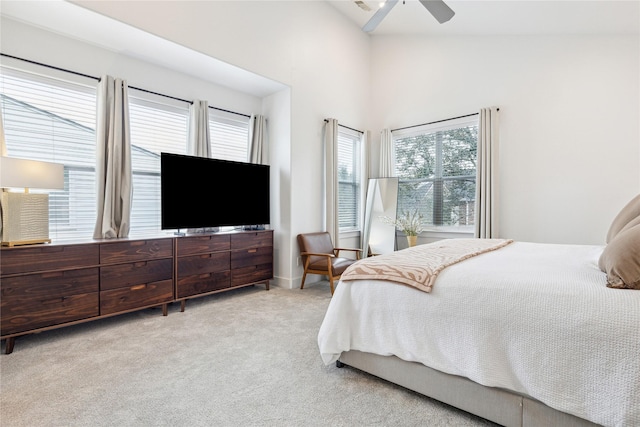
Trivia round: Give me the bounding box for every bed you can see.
[317,210,640,427]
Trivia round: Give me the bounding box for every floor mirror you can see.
[362,177,398,256]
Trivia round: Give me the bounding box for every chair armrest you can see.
[301,251,336,258]
[334,247,362,253]
[334,247,363,259]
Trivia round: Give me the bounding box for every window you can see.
[1,62,253,239]
[337,127,362,231]
[128,91,190,232]
[394,116,478,231]
[126,97,251,233]
[0,66,97,240]
[209,109,250,162]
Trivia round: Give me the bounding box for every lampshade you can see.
[0,156,65,246]
[0,156,64,190]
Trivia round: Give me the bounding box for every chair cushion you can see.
[331,257,357,276]
[309,256,356,276]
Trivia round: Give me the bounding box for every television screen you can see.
[160,153,270,230]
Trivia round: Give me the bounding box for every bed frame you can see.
[337,350,600,427]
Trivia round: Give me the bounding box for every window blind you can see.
[0,66,97,240]
[337,127,362,231]
[209,109,250,162]
[128,91,190,232]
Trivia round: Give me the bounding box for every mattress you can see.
[317,241,640,427]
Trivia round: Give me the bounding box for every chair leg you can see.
[329,276,335,295]
[300,270,308,290]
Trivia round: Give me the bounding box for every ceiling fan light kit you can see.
[361,0,455,33]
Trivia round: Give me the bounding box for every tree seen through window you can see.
[394,121,478,228]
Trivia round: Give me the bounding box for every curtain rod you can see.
[391,111,494,133]
[1,53,251,119]
[324,119,364,134]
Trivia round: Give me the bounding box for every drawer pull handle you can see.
[42,272,65,279]
[43,297,67,305]
[248,249,257,253]
[130,284,146,291]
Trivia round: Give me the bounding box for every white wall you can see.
[369,35,640,245]
[262,88,292,287]
[0,17,263,117]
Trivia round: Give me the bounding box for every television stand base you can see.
[243,225,266,231]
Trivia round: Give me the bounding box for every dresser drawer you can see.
[231,231,272,250]
[1,244,99,276]
[177,271,231,298]
[100,239,173,264]
[231,246,273,269]
[100,259,173,291]
[231,264,272,287]
[1,268,99,300]
[100,279,173,316]
[1,292,99,336]
[178,252,230,277]
[177,234,230,256]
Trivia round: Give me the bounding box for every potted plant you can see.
[382,209,425,247]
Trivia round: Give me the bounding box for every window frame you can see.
[393,115,479,234]
[208,109,251,163]
[336,126,363,233]
[127,89,191,233]
[0,63,98,241]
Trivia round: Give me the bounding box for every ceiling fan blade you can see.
[362,0,399,33]
[418,0,455,24]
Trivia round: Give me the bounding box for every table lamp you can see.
[0,156,64,246]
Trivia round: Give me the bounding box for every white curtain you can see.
[248,114,267,164]
[94,75,132,239]
[187,100,211,158]
[475,107,500,238]
[361,130,370,185]
[324,118,340,246]
[360,130,371,253]
[379,128,395,177]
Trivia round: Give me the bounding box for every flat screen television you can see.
[160,153,270,230]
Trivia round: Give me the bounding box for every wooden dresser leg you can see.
[265,280,270,291]
[5,337,15,355]
[180,300,186,312]
[162,303,168,316]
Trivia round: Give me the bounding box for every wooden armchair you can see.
[297,232,362,295]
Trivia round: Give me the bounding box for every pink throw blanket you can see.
[341,238,513,293]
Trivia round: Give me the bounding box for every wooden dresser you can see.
[99,238,174,316]
[175,230,272,310]
[1,230,273,354]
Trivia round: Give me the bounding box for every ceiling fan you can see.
[360,0,455,33]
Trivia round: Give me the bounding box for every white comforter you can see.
[318,242,640,427]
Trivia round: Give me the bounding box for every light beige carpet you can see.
[0,281,496,427]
